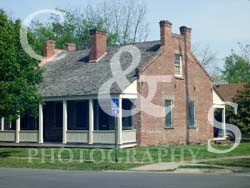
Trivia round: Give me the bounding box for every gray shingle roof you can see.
[38,41,160,98]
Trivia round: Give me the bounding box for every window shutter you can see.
[165,100,172,128]
[189,101,195,127]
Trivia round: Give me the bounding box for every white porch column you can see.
[1,117,4,131]
[15,116,20,143]
[96,103,99,130]
[118,98,123,145]
[222,107,226,138]
[88,99,94,144]
[39,103,44,144]
[63,100,68,144]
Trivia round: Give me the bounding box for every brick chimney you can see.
[44,40,55,58]
[159,20,172,46]
[89,29,107,63]
[65,43,76,51]
[180,26,192,50]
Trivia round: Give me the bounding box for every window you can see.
[55,102,63,128]
[68,101,89,130]
[122,99,133,130]
[93,99,115,130]
[175,54,182,76]
[4,119,15,130]
[21,114,38,130]
[165,100,173,128]
[189,101,196,127]
[75,101,88,129]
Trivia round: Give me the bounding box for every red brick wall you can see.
[44,40,55,58]
[89,29,107,63]
[187,54,214,143]
[136,24,213,146]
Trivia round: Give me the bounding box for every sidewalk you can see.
[129,155,250,173]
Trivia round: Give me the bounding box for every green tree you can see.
[30,0,149,54]
[226,83,250,134]
[222,44,250,83]
[30,10,116,55]
[0,10,43,121]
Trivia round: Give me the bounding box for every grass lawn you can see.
[0,158,139,171]
[200,158,250,168]
[0,143,250,170]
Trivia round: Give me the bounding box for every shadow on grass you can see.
[0,151,21,158]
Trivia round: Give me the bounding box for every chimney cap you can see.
[180,26,192,34]
[89,28,107,35]
[159,20,172,27]
[65,42,76,51]
[45,40,55,44]
[65,42,76,46]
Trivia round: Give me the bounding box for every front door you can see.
[214,108,223,138]
[43,102,63,142]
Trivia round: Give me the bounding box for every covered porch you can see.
[0,97,137,148]
[212,90,226,141]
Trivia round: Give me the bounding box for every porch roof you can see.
[38,41,160,97]
[214,83,245,101]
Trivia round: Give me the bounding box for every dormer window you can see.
[175,54,182,76]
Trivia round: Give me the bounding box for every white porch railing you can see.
[0,131,15,142]
[0,129,137,145]
[122,129,136,143]
[67,130,88,143]
[20,130,38,142]
[92,129,136,144]
[93,130,115,144]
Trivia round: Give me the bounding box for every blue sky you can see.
[1,0,250,66]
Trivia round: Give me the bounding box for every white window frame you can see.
[174,54,183,77]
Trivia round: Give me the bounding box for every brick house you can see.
[0,20,226,147]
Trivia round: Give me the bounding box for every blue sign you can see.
[111,98,119,115]
[112,109,119,115]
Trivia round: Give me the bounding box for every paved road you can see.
[0,168,250,188]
